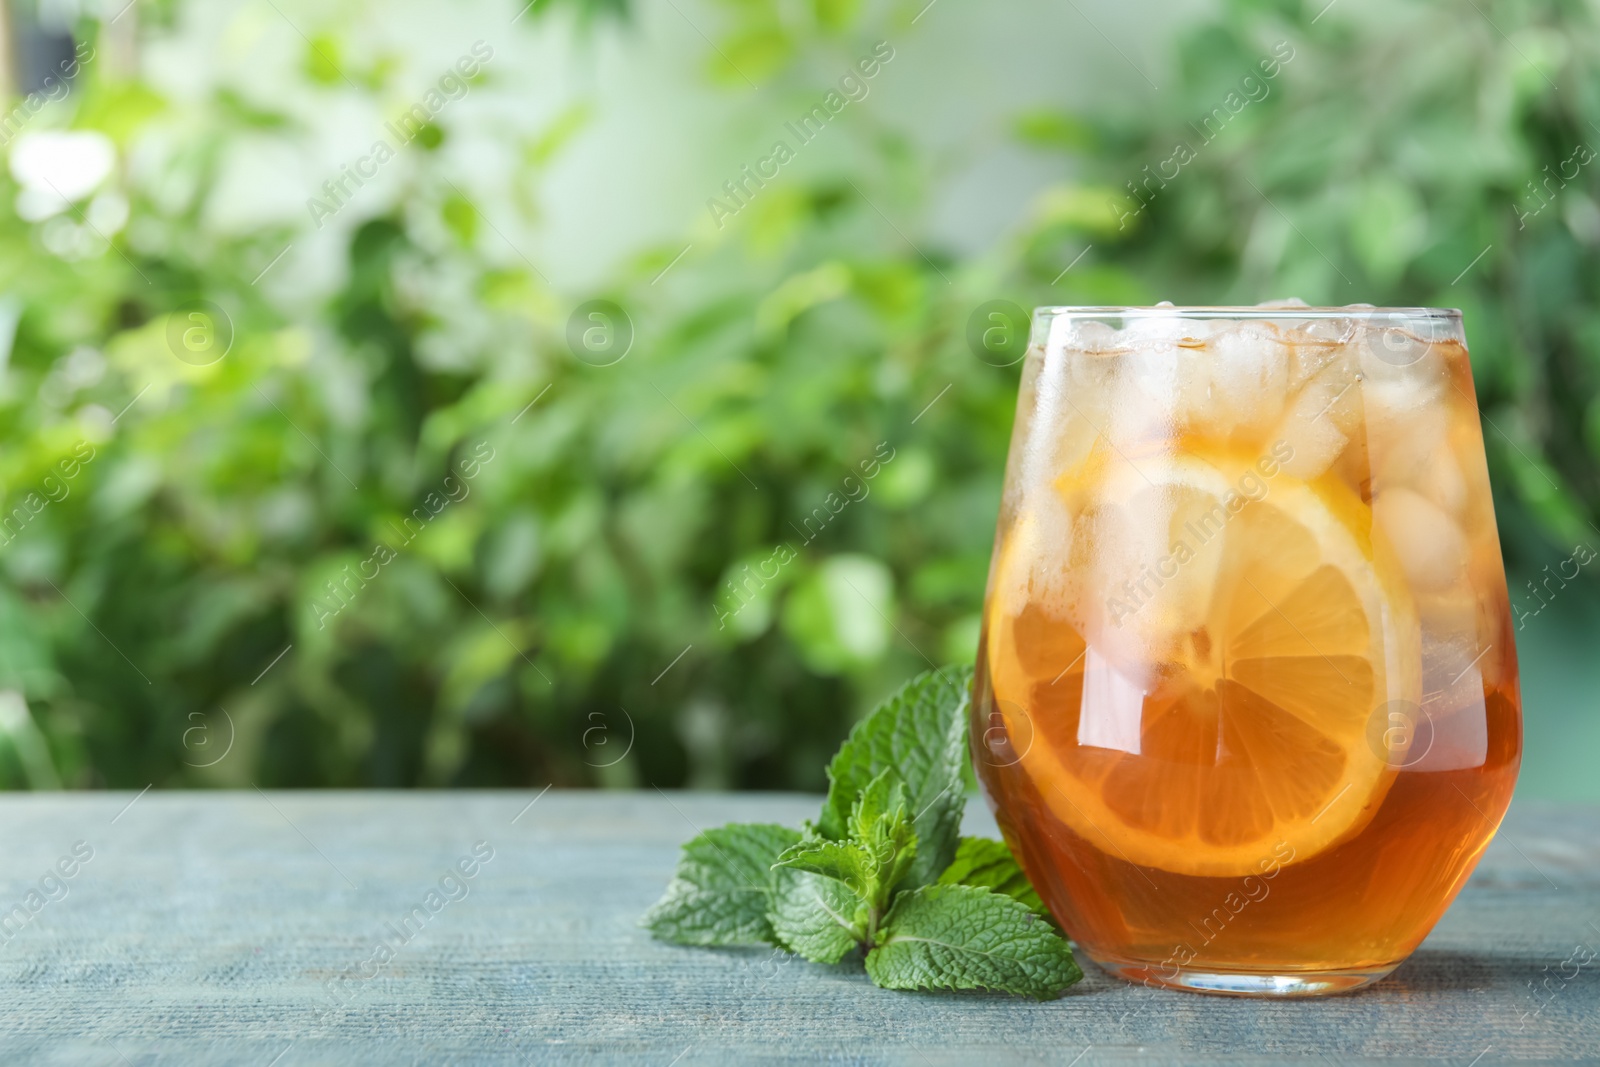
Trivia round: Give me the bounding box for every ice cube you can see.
[1366,381,1451,495]
[1058,330,1178,454]
[1204,321,1291,439]
[1270,365,1355,480]
[994,496,1085,628]
[1363,374,1438,426]
[1373,487,1469,592]
[1122,312,1210,348]
[1069,463,1228,678]
[1285,333,1353,397]
[1109,340,1183,447]
[1295,318,1358,345]
[1049,318,1126,441]
[1407,630,1492,771]
[1024,336,1081,485]
[1057,317,1126,356]
[1354,319,1449,390]
[1415,436,1469,516]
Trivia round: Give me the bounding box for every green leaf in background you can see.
[708,25,792,86]
[938,837,1050,921]
[865,884,1083,1000]
[811,0,860,32]
[0,587,57,699]
[1348,177,1427,285]
[304,33,345,86]
[4,0,1593,805]
[818,666,973,888]
[768,869,866,964]
[1011,109,1097,151]
[780,555,895,676]
[642,823,800,946]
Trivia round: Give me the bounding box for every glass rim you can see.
[1033,305,1461,320]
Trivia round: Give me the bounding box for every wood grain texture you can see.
[0,791,1594,1065]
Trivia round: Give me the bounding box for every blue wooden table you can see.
[0,791,1595,1065]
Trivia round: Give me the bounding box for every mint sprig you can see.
[818,669,969,888]
[641,666,1083,999]
[768,870,864,964]
[639,823,800,946]
[867,884,1082,999]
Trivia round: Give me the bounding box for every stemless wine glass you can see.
[971,305,1522,996]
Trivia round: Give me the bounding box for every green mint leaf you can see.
[865,884,1082,999]
[768,869,867,963]
[818,665,973,888]
[774,836,879,894]
[851,769,917,902]
[849,767,908,841]
[778,769,919,914]
[938,837,1050,920]
[642,823,801,946]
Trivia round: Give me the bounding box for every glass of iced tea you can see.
[972,304,1521,996]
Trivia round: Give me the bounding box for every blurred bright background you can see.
[0,0,1595,798]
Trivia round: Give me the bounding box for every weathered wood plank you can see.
[0,792,1593,1065]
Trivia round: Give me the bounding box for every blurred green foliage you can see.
[1018,0,1600,565]
[0,0,1593,791]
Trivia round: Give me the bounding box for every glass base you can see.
[1091,955,1399,997]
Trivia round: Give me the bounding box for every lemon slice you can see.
[985,452,1420,877]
